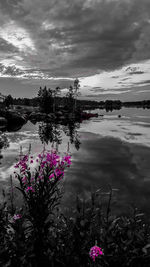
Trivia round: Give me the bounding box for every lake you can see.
[0,107,150,217]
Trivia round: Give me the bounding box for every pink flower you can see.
[55,168,64,177]
[60,160,65,166]
[26,186,35,192]
[63,155,72,166]
[49,173,54,179]
[13,214,22,221]
[14,164,19,168]
[46,153,52,161]
[22,176,27,184]
[14,151,72,190]
[89,246,103,262]
[23,155,28,161]
[41,161,47,168]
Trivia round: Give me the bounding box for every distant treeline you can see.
[12,97,150,110]
[12,96,100,110]
[3,93,150,111]
[99,100,150,111]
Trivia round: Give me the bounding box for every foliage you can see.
[4,94,13,108]
[38,121,81,151]
[38,86,54,113]
[39,122,62,146]
[37,86,61,114]
[0,152,150,267]
[0,132,9,149]
[66,79,80,112]
[53,86,61,113]
[66,85,75,112]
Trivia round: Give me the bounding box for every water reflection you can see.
[62,121,81,150]
[39,122,62,145]
[0,132,9,164]
[62,132,150,219]
[0,108,150,219]
[38,120,81,151]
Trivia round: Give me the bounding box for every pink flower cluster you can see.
[14,150,72,192]
[26,186,35,192]
[13,214,22,221]
[89,245,103,262]
[14,155,29,172]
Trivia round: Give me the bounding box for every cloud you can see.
[0,37,18,54]
[0,0,149,100]
[0,21,36,53]
[0,62,74,95]
[0,0,150,79]
[0,63,23,76]
[80,60,150,96]
[125,67,145,75]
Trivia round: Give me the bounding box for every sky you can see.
[0,0,150,100]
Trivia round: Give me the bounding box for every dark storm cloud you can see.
[0,0,150,77]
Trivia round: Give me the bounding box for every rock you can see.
[0,117,7,126]
[7,112,26,125]
[56,111,63,117]
[59,116,65,121]
[68,113,76,119]
[47,114,56,120]
[29,112,46,121]
[29,112,56,122]
[0,110,26,125]
[81,112,98,120]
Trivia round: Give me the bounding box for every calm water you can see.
[0,107,150,216]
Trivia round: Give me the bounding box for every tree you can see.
[66,86,74,112]
[38,86,53,113]
[52,86,61,113]
[4,94,13,108]
[66,79,80,112]
[73,78,80,111]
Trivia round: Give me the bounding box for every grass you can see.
[0,150,150,267]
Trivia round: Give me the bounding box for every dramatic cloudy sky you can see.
[0,0,150,100]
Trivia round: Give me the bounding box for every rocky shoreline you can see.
[0,108,98,131]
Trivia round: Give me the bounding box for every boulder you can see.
[29,112,47,121]
[0,117,7,126]
[56,111,63,117]
[29,112,57,122]
[0,110,26,125]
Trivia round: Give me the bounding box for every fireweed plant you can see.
[14,149,71,211]
[89,245,103,262]
[13,149,72,266]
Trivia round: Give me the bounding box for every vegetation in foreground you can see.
[0,149,150,267]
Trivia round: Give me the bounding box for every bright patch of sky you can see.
[0,21,35,53]
[80,60,150,96]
